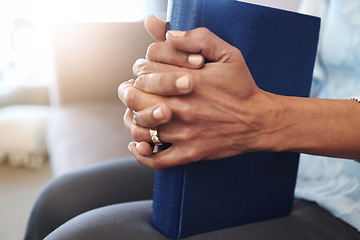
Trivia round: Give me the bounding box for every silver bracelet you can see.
[350,97,360,103]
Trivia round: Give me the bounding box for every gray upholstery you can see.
[24,158,360,239]
[45,199,360,240]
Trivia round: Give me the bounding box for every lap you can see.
[44,199,360,240]
[24,157,154,240]
[25,157,360,239]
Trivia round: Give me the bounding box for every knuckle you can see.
[196,27,212,39]
[174,147,199,166]
[131,129,141,141]
[152,157,164,170]
[123,109,131,131]
[136,73,163,94]
[117,83,126,101]
[170,98,194,123]
[186,126,199,141]
[179,105,194,123]
[131,126,145,142]
[146,43,159,60]
[134,74,148,91]
[122,87,138,109]
[182,127,193,141]
[146,42,169,62]
[174,124,193,143]
[183,149,199,163]
[154,74,168,91]
[132,58,148,77]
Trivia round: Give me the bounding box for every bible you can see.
[151,0,321,238]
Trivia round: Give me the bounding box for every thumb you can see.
[166,28,243,63]
[145,15,167,42]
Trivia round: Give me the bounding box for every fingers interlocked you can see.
[119,46,200,148]
[118,23,253,169]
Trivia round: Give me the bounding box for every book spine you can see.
[151,166,185,239]
[166,0,203,31]
[151,1,203,239]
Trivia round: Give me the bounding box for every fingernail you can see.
[153,106,164,120]
[167,30,185,38]
[188,54,203,66]
[135,142,140,151]
[128,143,133,153]
[176,75,190,90]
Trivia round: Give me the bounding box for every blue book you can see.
[151,0,320,239]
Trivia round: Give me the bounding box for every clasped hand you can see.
[118,16,271,169]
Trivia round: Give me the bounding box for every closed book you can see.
[151,0,320,239]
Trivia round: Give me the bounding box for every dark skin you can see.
[118,15,360,170]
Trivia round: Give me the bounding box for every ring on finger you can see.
[149,128,163,146]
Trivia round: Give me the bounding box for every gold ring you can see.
[150,128,163,146]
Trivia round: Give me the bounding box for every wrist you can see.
[255,95,360,158]
[259,93,320,154]
[249,92,300,153]
[240,90,283,153]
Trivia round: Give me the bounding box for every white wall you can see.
[240,0,302,11]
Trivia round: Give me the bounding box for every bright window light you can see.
[0,0,146,85]
[30,0,147,27]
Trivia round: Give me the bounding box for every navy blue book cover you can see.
[151,0,320,239]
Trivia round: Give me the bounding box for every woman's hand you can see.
[120,15,360,167]
[118,24,273,169]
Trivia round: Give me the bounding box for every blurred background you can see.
[0,0,299,239]
[0,0,166,109]
[0,0,166,239]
